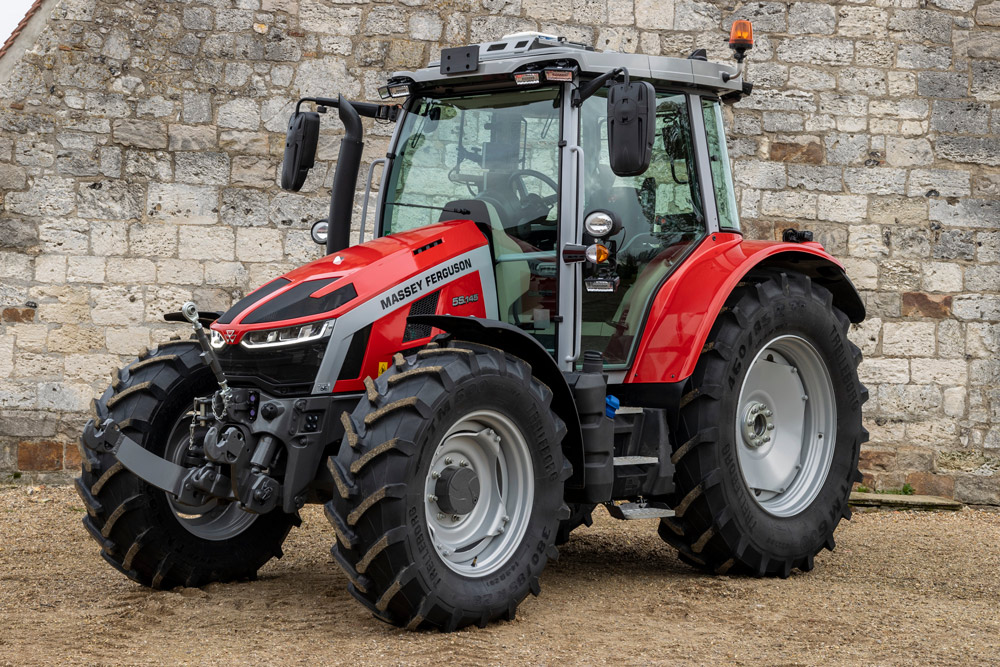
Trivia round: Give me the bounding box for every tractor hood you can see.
[210,219,491,345]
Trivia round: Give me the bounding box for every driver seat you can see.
[440,200,529,324]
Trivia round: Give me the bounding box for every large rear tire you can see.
[659,271,868,577]
[76,340,299,588]
[325,340,571,631]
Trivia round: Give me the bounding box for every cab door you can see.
[575,89,709,366]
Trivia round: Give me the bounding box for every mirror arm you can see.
[571,67,629,108]
[296,97,400,121]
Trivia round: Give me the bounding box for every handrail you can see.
[565,144,585,365]
[358,158,387,244]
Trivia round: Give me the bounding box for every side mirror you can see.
[607,80,656,177]
[280,110,320,192]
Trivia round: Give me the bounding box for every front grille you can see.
[403,291,440,342]
[216,338,328,396]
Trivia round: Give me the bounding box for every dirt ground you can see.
[1,485,999,666]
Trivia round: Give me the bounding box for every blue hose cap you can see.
[605,394,620,419]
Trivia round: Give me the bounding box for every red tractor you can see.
[79,24,868,631]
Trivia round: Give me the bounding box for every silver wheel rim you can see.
[735,335,836,518]
[424,409,534,577]
[163,411,257,541]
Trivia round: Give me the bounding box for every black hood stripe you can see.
[216,278,291,325]
[242,280,358,325]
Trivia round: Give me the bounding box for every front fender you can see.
[627,233,864,384]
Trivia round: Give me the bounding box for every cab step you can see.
[605,501,675,520]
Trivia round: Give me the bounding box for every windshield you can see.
[380,88,562,236]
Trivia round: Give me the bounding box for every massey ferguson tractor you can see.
[79,22,868,631]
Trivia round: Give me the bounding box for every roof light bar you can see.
[513,71,541,86]
[378,83,412,99]
[544,67,578,82]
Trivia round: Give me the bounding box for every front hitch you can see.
[82,417,235,506]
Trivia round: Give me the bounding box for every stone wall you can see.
[0,0,997,501]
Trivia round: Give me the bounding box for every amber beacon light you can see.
[728,20,754,61]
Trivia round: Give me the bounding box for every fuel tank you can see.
[209,220,497,396]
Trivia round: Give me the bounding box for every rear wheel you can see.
[76,340,298,588]
[659,271,868,577]
[325,340,570,631]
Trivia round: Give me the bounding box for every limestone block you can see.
[883,322,938,357]
[148,183,219,225]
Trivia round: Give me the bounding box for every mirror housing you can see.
[280,110,320,192]
[607,80,656,177]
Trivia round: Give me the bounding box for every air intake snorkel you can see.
[327,96,363,256]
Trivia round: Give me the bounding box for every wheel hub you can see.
[734,336,837,517]
[741,401,775,450]
[434,465,480,515]
[423,416,533,577]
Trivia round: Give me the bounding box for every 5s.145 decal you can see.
[452,294,480,307]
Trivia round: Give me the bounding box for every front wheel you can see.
[660,271,868,577]
[76,340,298,588]
[325,340,570,631]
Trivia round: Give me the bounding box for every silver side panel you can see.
[311,244,498,393]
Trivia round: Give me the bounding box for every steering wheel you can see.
[510,169,559,225]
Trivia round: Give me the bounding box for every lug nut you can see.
[444,457,453,465]
[431,470,440,479]
[768,424,775,431]
[765,410,773,417]
[452,515,460,521]
[437,512,445,520]
[427,494,437,503]
[459,460,468,467]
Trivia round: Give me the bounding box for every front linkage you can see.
[81,302,336,517]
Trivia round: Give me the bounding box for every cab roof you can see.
[391,33,747,97]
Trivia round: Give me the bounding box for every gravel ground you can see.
[1,485,999,666]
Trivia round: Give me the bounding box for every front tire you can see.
[325,340,571,631]
[659,271,868,577]
[76,340,299,588]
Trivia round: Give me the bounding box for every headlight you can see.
[210,329,226,349]
[241,321,333,349]
[584,210,618,238]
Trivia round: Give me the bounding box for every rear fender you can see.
[627,234,865,384]
[409,315,585,490]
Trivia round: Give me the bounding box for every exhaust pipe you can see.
[328,95,363,255]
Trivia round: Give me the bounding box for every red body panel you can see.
[334,271,488,394]
[626,233,844,384]
[210,219,487,342]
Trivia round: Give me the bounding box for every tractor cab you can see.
[288,31,753,373]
